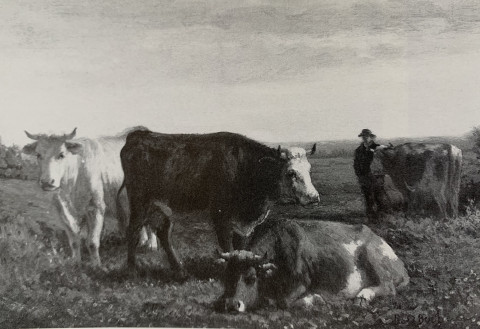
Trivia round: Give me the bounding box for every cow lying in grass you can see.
[215,219,409,312]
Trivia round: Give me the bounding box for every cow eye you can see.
[36,153,42,160]
[287,171,297,179]
[244,273,256,285]
[58,153,65,160]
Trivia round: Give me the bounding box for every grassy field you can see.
[1,154,480,328]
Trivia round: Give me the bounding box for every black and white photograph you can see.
[1,0,480,328]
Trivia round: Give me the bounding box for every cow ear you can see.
[260,262,277,278]
[262,251,269,262]
[22,142,37,155]
[215,258,227,266]
[65,142,83,155]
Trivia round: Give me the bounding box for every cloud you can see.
[3,0,480,146]
[4,0,480,85]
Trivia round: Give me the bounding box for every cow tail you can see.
[447,146,455,218]
[451,147,462,218]
[116,179,128,238]
[456,152,463,217]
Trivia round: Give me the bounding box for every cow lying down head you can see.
[215,220,409,312]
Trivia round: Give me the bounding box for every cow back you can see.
[382,143,462,218]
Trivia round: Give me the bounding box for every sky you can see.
[1,0,480,146]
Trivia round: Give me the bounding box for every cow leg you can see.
[147,228,158,251]
[139,226,149,246]
[211,210,233,252]
[232,231,247,250]
[157,218,184,275]
[53,194,82,262]
[290,294,325,309]
[278,283,307,309]
[85,199,105,267]
[434,194,448,219]
[354,239,408,307]
[214,223,233,252]
[144,200,184,276]
[354,283,396,307]
[140,226,158,251]
[62,223,82,263]
[127,202,146,272]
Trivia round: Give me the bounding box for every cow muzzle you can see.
[225,298,246,313]
[299,193,320,206]
[40,179,59,191]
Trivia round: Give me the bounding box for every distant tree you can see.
[469,126,480,157]
[9,144,20,156]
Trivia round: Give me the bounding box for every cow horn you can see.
[220,252,233,260]
[63,128,77,141]
[253,254,263,261]
[25,131,41,140]
[404,181,416,192]
[388,142,394,148]
[256,209,270,227]
[261,263,277,270]
[240,251,258,261]
[217,249,234,260]
[215,258,226,264]
[233,250,263,262]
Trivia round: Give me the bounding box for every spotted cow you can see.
[216,219,409,312]
[371,143,462,218]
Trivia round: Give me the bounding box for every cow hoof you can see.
[303,294,325,308]
[87,264,108,276]
[85,261,105,270]
[353,297,369,308]
[127,267,138,279]
[175,269,189,282]
[137,245,151,254]
[146,245,158,252]
[90,259,102,268]
[277,298,289,310]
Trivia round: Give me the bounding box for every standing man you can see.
[353,129,382,222]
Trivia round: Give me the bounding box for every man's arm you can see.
[370,142,381,150]
[353,149,361,177]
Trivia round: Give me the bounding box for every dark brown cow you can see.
[216,219,409,312]
[371,143,462,218]
[120,130,320,274]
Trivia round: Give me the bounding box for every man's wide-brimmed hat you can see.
[358,129,376,138]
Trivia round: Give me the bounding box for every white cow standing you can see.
[22,128,156,266]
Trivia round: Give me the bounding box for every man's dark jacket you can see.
[353,142,380,177]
